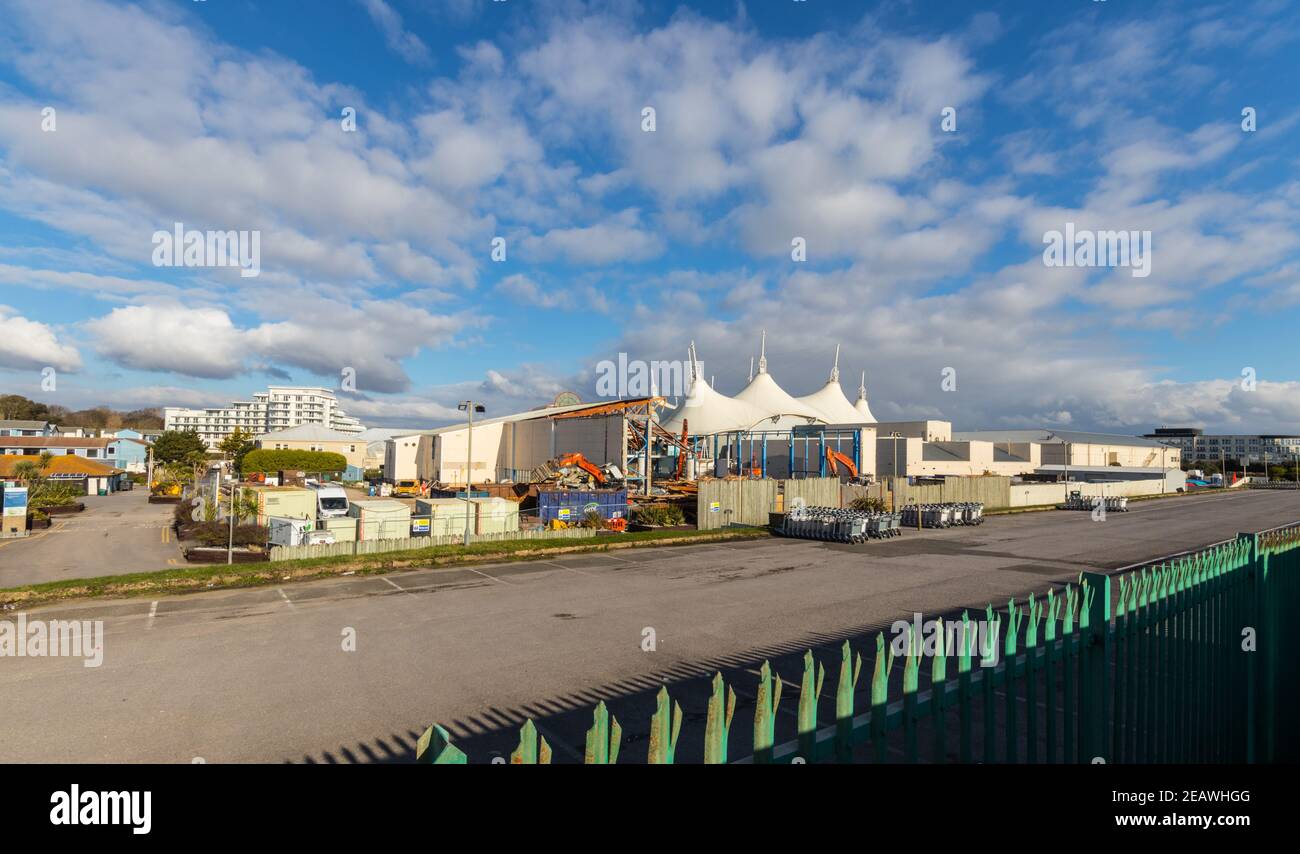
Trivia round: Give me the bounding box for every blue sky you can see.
[0,0,1297,432]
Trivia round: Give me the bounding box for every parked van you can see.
[306,481,350,519]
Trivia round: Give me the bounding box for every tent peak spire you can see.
[757,329,768,374]
[829,344,841,383]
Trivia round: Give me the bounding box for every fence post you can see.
[1239,532,1262,763]
[1080,572,1111,763]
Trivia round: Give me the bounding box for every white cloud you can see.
[0,305,81,372]
[84,302,471,393]
[358,0,431,64]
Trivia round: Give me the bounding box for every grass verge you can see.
[0,526,770,609]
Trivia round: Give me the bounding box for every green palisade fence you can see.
[418,523,1300,764]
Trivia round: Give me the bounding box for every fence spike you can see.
[1026,594,1042,647]
[704,672,736,764]
[416,723,467,764]
[584,701,621,764]
[903,623,921,694]
[753,660,783,762]
[797,650,825,761]
[958,609,975,670]
[648,686,682,764]
[931,617,947,682]
[510,719,551,764]
[871,631,895,707]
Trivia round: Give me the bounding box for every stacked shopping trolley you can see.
[898,502,984,528]
[1060,492,1128,512]
[779,506,902,543]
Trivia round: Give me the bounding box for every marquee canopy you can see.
[660,338,878,436]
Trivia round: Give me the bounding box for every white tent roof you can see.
[796,346,863,424]
[731,332,824,422]
[660,373,769,435]
[853,370,877,423]
[662,338,880,436]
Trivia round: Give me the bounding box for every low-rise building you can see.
[0,419,58,437]
[0,454,128,495]
[0,436,118,462]
[254,424,367,479]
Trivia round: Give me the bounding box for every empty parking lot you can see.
[0,488,1296,763]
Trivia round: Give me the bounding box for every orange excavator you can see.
[556,452,606,485]
[825,447,859,479]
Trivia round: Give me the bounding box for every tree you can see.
[0,394,52,422]
[218,428,256,473]
[152,430,208,464]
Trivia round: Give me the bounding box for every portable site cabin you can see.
[348,498,411,541]
[249,486,316,527]
[414,497,520,536]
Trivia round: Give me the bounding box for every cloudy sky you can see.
[0,0,1297,432]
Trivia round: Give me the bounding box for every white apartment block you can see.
[1144,428,1300,463]
[165,386,364,448]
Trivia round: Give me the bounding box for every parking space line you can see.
[277,588,296,610]
[545,561,598,577]
[146,601,158,630]
[381,577,410,594]
[465,567,512,585]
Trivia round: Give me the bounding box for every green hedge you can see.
[240,449,347,474]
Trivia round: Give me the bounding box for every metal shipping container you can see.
[537,489,628,524]
[415,498,474,537]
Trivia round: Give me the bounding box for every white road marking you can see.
[277,588,296,610]
[546,561,598,577]
[465,567,511,585]
[381,576,410,594]
[146,601,158,630]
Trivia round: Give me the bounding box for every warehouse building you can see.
[385,398,659,486]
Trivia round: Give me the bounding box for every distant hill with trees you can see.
[0,394,164,431]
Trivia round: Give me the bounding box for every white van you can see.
[306,481,351,519]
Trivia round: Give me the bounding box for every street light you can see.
[458,401,485,547]
[887,431,903,480]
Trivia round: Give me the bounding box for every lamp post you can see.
[458,401,485,547]
[226,475,236,565]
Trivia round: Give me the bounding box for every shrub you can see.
[189,522,268,547]
[240,449,347,474]
[633,504,686,526]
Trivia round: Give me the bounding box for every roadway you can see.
[0,489,181,587]
[0,488,1296,763]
